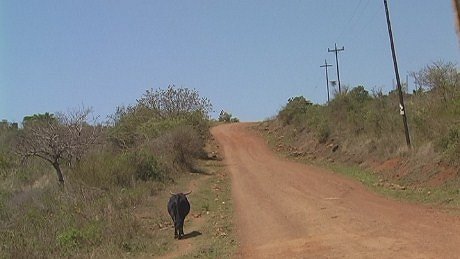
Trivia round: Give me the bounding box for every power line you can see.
[320,60,333,102]
[328,43,345,94]
[352,4,381,39]
[335,0,371,42]
[335,0,364,41]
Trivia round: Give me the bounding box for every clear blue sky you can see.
[1,0,459,122]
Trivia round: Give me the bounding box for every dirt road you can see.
[212,123,460,258]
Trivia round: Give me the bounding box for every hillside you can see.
[257,61,460,207]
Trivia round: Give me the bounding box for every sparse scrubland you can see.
[0,85,235,258]
[2,60,458,257]
[260,61,460,207]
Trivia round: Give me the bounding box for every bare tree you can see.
[16,108,101,184]
[411,61,459,102]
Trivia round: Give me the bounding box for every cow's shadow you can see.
[181,230,202,240]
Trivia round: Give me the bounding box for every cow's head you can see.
[169,191,192,196]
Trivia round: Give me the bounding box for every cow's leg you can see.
[174,226,179,239]
[178,222,185,239]
[171,215,179,239]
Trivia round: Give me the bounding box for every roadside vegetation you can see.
[218,110,240,123]
[0,85,235,258]
[260,61,460,208]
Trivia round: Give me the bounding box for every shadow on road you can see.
[181,230,202,240]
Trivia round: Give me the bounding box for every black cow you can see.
[167,191,191,239]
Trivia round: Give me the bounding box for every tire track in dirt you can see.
[212,123,460,258]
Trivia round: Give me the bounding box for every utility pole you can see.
[383,0,411,148]
[328,43,345,94]
[320,60,333,102]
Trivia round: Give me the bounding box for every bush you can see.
[109,87,211,150]
[72,148,170,189]
[439,126,460,160]
[278,96,312,126]
[0,179,149,258]
[218,111,240,123]
[411,61,459,103]
[276,62,460,165]
[316,122,331,144]
[133,151,168,182]
[150,125,205,172]
[0,85,213,258]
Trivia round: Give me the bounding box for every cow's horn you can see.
[184,191,192,195]
[169,191,176,196]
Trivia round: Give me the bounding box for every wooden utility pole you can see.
[320,60,333,102]
[328,43,345,94]
[383,0,411,148]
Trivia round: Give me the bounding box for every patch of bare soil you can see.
[133,176,207,259]
[212,123,460,258]
[155,215,205,259]
[375,158,401,173]
[426,165,459,187]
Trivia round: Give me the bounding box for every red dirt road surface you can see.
[212,123,460,259]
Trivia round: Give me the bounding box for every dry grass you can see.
[0,127,236,258]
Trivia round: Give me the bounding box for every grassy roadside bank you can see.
[0,136,236,258]
[151,137,236,259]
[254,122,460,211]
[177,154,236,258]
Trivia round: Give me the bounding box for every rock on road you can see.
[211,123,460,259]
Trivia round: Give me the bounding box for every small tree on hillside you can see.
[136,85,213,120]
[411,61,460,102]
[109,85,213,149]
[278,96,313,125]
[16,108,101,184]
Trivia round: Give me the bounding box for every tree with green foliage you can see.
[348,85,372,104]
[109,85,213,149]
[278,96,313,125]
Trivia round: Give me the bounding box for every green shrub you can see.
[109,86,212,150]
[218,111,240,123]
[72,148,170,189]
[276,62,460,165]
[316,122,331,143]
[149,125,205,172]
[278,96,312,126]
[57,227,82,252]
[138,117,185,139]
[57,222,103,255]
[132,150,168,182]
[439,126,460,160]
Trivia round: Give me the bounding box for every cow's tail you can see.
[175,196,180,227]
